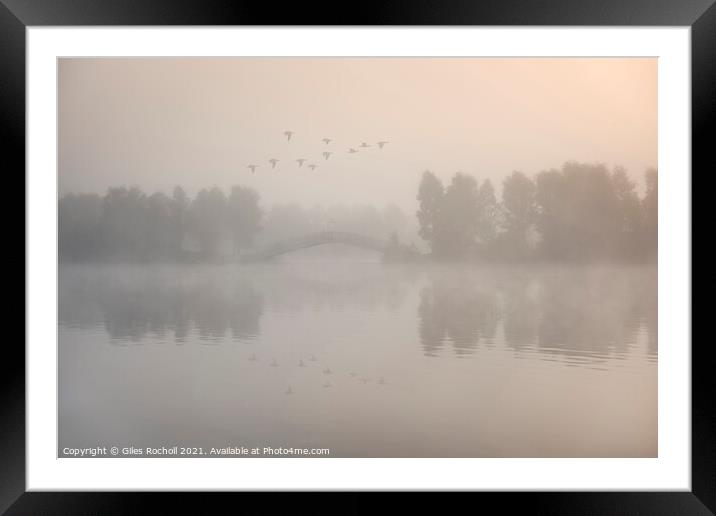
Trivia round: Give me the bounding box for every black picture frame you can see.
[4,0,707,513]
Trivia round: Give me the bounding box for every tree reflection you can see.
[419,274,500,356]
[534,269,651,363]
[60,268,263,344]
[418,267,657,364]
[59,263,657,366]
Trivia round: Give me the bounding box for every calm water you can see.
[58,250,657,457]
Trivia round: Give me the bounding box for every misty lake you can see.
[58,248,657,458]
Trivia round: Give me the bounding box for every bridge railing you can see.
[239,231,388,261]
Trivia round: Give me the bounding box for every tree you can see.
[346,204,384,240]
[170,186,189,259]
[383,231,403,262]
[501,171,536,259]
[382,203,409,241]
[611,167,643,260]
[416,170,444,254]
[145,192,174,259]
[475,178,499,253]
[58,193,103,261]
[642,168,658,260]
[227,186,262,255]
[535,162,621,261]
[383,231,420,262]
[563,162,621,260]
[534,168,567,259]
[188,187,227,258]
[438,172,481,259]
[99,186,149,260]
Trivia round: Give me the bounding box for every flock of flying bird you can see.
[246,351,388,395]
[246,130,390,174]
[242,130,394,393]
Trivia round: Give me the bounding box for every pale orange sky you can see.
[59,58,657,209]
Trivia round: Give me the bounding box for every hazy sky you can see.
[59,58,657,210]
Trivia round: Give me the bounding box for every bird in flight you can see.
[308,164,318,171]
[247,164,259,174]
[322,152,332,160]
[377,141,389,149]
[268,158,279,169]
[321,138,332,145]
[284,130,294,141]
[348,148,358,154]
[296,158,307,167]
[359,142,371,148]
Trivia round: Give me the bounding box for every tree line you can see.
[59,185,261,261]
[417,161,657,262]
[59,160,657,263]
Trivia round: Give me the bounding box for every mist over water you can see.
[59,253,656,457]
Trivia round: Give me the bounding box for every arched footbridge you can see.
[239,231,389,262]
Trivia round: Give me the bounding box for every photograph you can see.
[57,56,658,459]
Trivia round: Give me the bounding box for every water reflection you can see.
[418,275,500,357]
[58,262,657,458]
[418,266,657,365]
[59,263,657,366]
[59,266,263,343]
